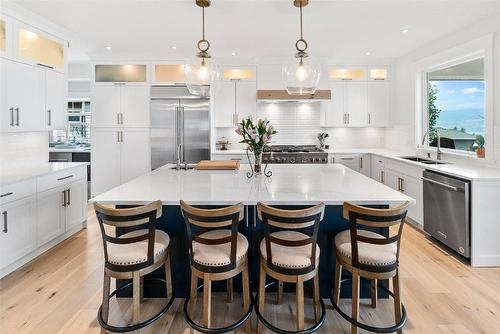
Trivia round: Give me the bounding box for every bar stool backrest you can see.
[94,201,162,273]
[180,200,244,273]
[343,202,409,273]
[257,202,325,276]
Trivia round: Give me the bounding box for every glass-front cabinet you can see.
[153,64,185,84]
[0,20,6,53]
[95,64,148,84]
[328,68,366,81]
[18,28,65,69]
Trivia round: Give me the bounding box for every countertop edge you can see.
[0,162,89,187]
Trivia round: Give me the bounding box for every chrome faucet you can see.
[421,129,442,160]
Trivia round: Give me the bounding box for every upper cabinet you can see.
[94,64,148,85]
[0,20,6,54]
[329,68,367,81]
[153,63,184,84]
[18,28,65,70]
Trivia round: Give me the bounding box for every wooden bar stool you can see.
[256,202,326,334]
[180,200,252,333]
[330,202,410,334]
[94,200,174,333]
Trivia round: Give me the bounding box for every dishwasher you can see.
[422,170,471,258]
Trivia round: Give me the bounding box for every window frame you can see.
[413,35,494,161]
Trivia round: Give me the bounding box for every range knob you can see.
[322,158,327,162]
[309,157,314,162]
[315,158,320,162]
[290,158,295,163]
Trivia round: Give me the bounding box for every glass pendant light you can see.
[184,0,216,97]
[282,0,321,95]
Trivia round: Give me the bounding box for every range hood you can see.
[257,90,331,102]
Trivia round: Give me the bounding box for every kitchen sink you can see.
[399,156,449,165]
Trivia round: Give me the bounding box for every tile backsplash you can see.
[0,132,49,169]
[215,102,385,149]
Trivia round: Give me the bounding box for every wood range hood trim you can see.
[257,90,331,101]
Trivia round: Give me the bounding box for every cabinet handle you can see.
[117,113,120,125]
[348,114,350,124]
[67,189,71,206]
[63,190,67,207]
[343,114,347,124]
[57,175,74,181]
[120,131,123,142]
[9,107,14,126]
[2,211,7,233]
[381,170,385,183]
[117,131,120,142]
[48,109,52,126]
[341,78,353,81]
[360,157,363,169]
[0,192,13,198]
[232,113,238,126]
[120,113,124,125]
[37,63,54,70]
[15,108,20,126]
[368,113,371,124]
[400,178,404,192]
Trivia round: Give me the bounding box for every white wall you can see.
[215,102,386,149]
[0,132,49,169]
[386,13,500,165]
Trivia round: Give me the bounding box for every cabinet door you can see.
[92,86,121,127]
[0,59,44,132]
[371,157,384,182]
[91,128,121,196]
[0,196,36,269]
[345,82,367,127]
[214,80,235,127]
[65,179,86,230]
[359,154,371,177]
[120,128,150,184]
[36,187,65,246]
[121,86,150,127]
[45,70,68,130]
[236,81,256,122]
[367,82,390,127]
[401,176,423,225]
[321,82,345,127]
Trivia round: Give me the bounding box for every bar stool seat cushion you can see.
[193,230,249,267]
[260,231,320,269]
[108,230,170,266]
[334,229,397,266]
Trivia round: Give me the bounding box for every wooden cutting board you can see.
[195,160,241,170]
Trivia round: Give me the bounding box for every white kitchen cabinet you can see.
[359,153,371,177]
[333,154,360,172]
[36,186,65,246]
[120,86,150,127]
[0,195,36,270]
[235,81,256,122]
[214,79,256,127]
[371,156,386,183]
[91,128,150,196]
[345,82,367,126]
[45,70,68,130]
[367,81,390,127]
[399,175,423,225]
[320,82,345,127]
[92,86,121,127]
[65,179,87,230]
[214,80,235,127]
[0,58,45,132]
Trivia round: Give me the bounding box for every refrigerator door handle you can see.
[181,106,185,163]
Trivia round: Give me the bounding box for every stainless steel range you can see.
[262,145,328,164]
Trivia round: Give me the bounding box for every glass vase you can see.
[254,151,262,174]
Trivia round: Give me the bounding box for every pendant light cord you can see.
[202,6,205,40]
[300,4,303,40]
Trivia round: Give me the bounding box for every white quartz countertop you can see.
[213,148,500,181]
[90,163,414,206]
[48,147,91,153]
[0,162,89,187]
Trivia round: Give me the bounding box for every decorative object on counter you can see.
[317,132,329,149]
[282,0,321,95]
[475,134,485,158]
[236,117,276,178]
[195,160,240,170]
[184,0,216,97]
[216,137,230,150]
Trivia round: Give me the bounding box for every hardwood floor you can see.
[1,205,500,333]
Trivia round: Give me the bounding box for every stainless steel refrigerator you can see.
[150,86,210,170]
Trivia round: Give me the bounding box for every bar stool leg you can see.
[393,273,403,334]
[371,279,378,308]
[132,272,141,325]
[164,253,172,300]
[277,280,283,304]
[333,262,342,305]
[257,265,266,334]
[189,273,198,315]
[313,274,320,322]
[226,278,233,303]
[351,273,360,334]
[242,264,251,333]
[140,277,144,303]
[202,274,212,328]
[296,276,304,331]
[100,272,111,334]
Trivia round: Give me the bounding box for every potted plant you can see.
[236,118,277,174]
[475,134,485,158]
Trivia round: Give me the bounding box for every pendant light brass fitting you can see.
[195,0,211,8]
[293,0,309,8]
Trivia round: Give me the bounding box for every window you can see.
[424,57,485,154]
[51,100,91,143]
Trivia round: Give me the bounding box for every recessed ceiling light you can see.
[172,46,177,50]
[105,46,111,50]
[231,52,236,56]
[401,29,409,34]
[365,51,371,56]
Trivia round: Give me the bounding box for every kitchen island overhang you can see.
[90,164,414,298]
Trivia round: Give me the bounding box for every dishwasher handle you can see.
[422,177,462,192]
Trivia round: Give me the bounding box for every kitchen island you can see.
[91,164,413,297]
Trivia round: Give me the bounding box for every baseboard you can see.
[0,222,86,279]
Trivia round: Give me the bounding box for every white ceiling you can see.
[8,0,500,62]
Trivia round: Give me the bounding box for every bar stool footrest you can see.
[98,277,174,333]
[183,283,254,334]
[255,281,326,334]
[329,278,407,333]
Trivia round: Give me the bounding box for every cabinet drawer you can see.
[0,179,37,205]
[37,167,85,192]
